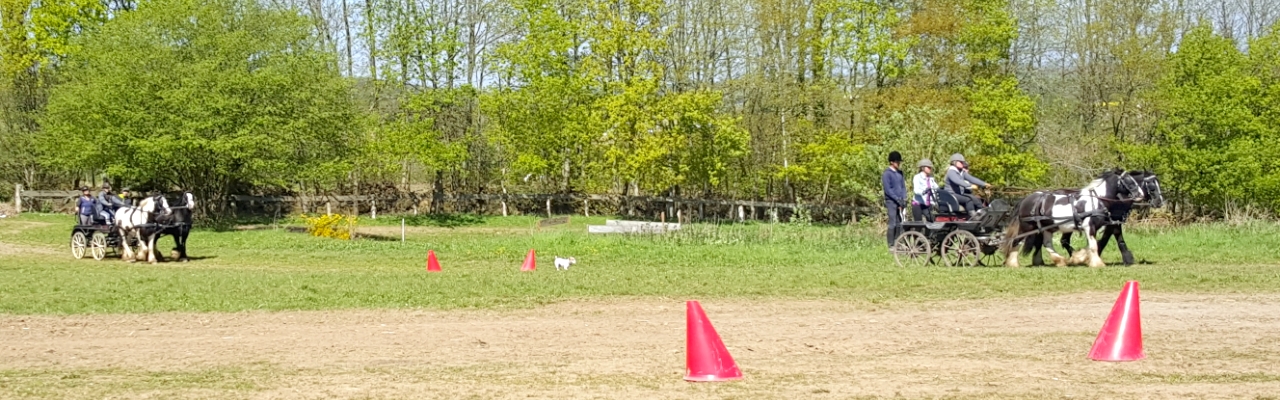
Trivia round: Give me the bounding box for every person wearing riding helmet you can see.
[882,151,907,248]
[96,183,127,223]
[911,159,939,222]
[944,153,991,213]
[119,187,133,207]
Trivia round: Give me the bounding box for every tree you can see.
[1126,24,1268,215]
[483,0,599,193]
[39,0,360,216]
[1,0,107,188]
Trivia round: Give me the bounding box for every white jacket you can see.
[913,172,939,206]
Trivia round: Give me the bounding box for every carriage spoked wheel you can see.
[70,231,87,259]
[893,231,932,267]
[979,245,1002,267]
[90,231,108,261]
[942,230,982,267]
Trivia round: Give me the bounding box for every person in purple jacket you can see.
[76,187,95,226]
[882,151,907,249]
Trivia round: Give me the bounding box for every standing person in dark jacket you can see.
[882,151,907,248]
[76,187,95,226]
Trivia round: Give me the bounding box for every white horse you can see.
[114,196,162,263]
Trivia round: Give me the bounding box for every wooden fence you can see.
[13,184,876,223]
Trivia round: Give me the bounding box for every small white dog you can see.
[554,256,576,271]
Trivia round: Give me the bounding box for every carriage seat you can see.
[930,190,970,221]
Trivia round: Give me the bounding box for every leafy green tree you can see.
[1246,22,1280,212]
[484,0,599,193]
[39,0,360,214]
[964,76,1045,186]
[1,0,107,187]
[1126,24,1268,215]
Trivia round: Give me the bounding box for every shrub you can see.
[302,214,357,240]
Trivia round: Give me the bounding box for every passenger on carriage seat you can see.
[944,154,991,214]
[96,183,126,224]
[911,159,939,222]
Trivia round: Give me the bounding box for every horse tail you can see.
[1000,216,1021,256]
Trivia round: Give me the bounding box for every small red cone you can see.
[520,249,536,272]
[1089,281,1144,361]
[426,250,441,272]
[684,301,743,382]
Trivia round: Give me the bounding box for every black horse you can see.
[1060,170,1164,266]
[152,192,196,262]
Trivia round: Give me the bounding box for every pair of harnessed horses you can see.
[1002,169,1164,268]
[113,192,195,263]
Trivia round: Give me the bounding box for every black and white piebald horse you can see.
[1001,170,1144,268]
[114,194,165,263]
[1059,171,1165,266]
[152,192,196,262]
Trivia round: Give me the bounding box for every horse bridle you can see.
[1116,174,1144,203]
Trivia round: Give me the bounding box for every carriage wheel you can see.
[978,245,1004,267]
[942,231,982,267]
[90,231,108,261]
[893,231,931,268]
[70,231,87,259]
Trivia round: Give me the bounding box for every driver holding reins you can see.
[95,183,128,224]
[944,154,992,214]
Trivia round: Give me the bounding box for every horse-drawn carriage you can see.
[891,190,1015,267]
[892,169,1165,268]
[69,217,134,260]
[68,192,196,262]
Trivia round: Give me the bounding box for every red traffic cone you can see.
[684,301,743,382]
[520,249,536,272]
[426,250,441,272]
[1089,281,1144,361]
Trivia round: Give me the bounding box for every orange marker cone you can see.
[520,249,536,272]
[684,301,743,382]
[426,250,441,272]
[1089,281,1144,361]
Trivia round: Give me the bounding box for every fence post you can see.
[583,199,589,217]
[545,198,552,218]
[13,184,20,214]
[326,202,332,216]
[371,200,377,219]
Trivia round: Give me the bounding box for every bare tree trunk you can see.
[342,0,354,76]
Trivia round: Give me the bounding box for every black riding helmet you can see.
[888,151,903,163]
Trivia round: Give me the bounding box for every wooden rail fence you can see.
[13,184,875,222]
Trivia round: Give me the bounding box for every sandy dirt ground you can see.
[3,294,1280,399]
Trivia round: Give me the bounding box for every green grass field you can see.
[1,213,1278,315]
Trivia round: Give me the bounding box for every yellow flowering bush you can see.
[302,214,357,240]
